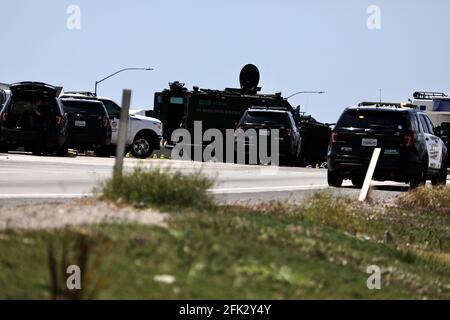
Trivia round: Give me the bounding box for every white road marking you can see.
[209,184,329,194]
[0,193,90,199]
[0,184,331,199]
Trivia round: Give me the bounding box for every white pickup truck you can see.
[62,92,162,158]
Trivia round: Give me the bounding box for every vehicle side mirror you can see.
[434,126,446,137]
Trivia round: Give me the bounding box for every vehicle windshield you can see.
[433,100,450,112]
[242,111,290,126]
[337,110,408,130]
[61,100,106,116]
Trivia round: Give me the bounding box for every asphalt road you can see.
[0,152,412,206]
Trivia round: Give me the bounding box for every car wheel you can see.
[130,134,154,159]
[283,154,296,167]
[55,145,68,157]
[31,147,43,156]
[109,145,129,157]
[296,151,307,167]
[327,169,343,187]
[410,159,427,189]
[431,158,447,186]
[96,146,111,158]
[351,175,365,188]
[297,142,307,167]
[0,143,8,154]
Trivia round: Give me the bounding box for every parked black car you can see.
[236,107,302,165]
[0,82,68,155]
[328,102,448,188]
[60,97,112,157]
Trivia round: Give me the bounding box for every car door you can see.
[102,100,124,144]
[423,114,445,168]
[418,113,442,170]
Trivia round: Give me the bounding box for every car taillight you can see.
[286,128,293,137]
[55,115,64,125]
[404,133,416,147]
[0,112,8,122]
[330,131,338,144]
[101,118,110,128]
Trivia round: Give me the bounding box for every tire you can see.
[283,154,296,167]
[328,169,343,187]
[31,146,44,156]
[0,143,8,154]
[351,175,365,188]
[297,142,307,167]
[55,145,68,157]
[431,158,447,186]
[130,133,154,159]
[96,146,111,158]
[109,145,128,157]
[410,159,427,189]
[296,150,307,167]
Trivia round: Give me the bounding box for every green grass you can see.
[0,187,449,299]
[99,166,215,211]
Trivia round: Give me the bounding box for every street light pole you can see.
[94,67,154,96]
[286,91,325,100]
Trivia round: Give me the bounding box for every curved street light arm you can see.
[286,91,325,100]
[94,67,153,95]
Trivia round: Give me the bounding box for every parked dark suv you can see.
[60,97,112,157]
[0,82,68,155]
[236,108,302,165]
[328,102,448,188]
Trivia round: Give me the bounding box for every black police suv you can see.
[236,108,302,165]
[59,97,112,157]
[0,82,69,156]
[327,102,448,188]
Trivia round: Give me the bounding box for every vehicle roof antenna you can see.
[379,89,382,104]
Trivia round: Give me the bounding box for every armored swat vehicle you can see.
[153,65,330,166]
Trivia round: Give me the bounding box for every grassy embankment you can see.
[0,167,449,299]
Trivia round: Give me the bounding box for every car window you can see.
[424,115,436,134]
[410,113,420,132]
[61,100,107,116]
[102,100,121,118]
[337,110,408,130]
[241,111,290,126]
[418,114,433,134]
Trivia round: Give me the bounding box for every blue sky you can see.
[1,0,450,123]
